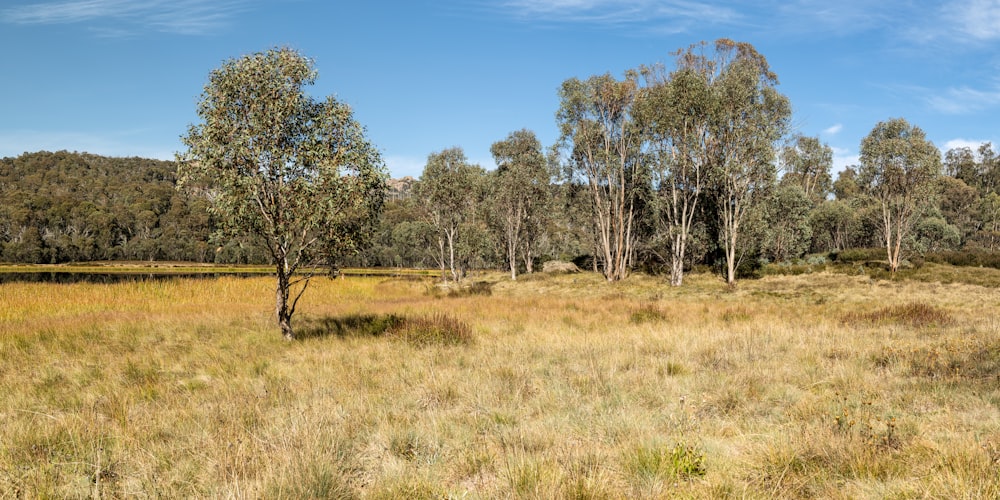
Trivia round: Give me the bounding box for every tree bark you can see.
[275,266,295,340]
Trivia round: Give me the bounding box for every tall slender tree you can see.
[489,129,549,280]
[637,43,714,286]
[178,47,386,340]
[417,147,481,282]
[706,39,791,285]
[858,118,941,273]
[557,73,646,282]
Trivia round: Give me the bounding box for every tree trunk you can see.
[670,231,685,287]
[725,227,738,286]
[508,224,518,281]
[446,227,458,282]
[437,235,447,282]
[275,266,295,340]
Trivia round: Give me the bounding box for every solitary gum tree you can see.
[489,129,549,280]
[557,73,645,282]
[178,47,387,340]
[707,39,791,285]
[858,118,941,273]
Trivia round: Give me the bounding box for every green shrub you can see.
[626,442,707,480]
[831,248,885,264]
[925,250,1000,270]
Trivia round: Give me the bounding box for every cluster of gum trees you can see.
[360,38,999,287]
[408,135,550,282]
[557,39,791,285]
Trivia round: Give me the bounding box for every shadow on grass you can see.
[296,313,404,340]
[296,313,474,347]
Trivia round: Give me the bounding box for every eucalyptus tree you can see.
[780,135,834,203]
[178,47,387,340]
[833,167,861,201]
[489,129,550,280]
[636,43,713,286]
[417,147,482,282]
[808,199,857,253]
[761,184,813,262]
[858,118,941,273]
[557,72,646,282]
[936,176,980,244]
[944,146,978,187]
[977,192,1000,250]
[706,39,791,285]
[978,143,1000,195]
[946,143,1000,196]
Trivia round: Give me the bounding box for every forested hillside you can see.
[0,151,222,263]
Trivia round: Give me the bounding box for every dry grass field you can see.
[1,265,999,498]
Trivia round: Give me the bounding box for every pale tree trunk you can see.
[273,249,300,341]
[445,225,458,282]
[726,232,738,285]
[882,201,899,273]
[505,202,522,281]
[670,230,686,287]
[507,247,517,281]
[722,199,741,286]
[437,234,447,282]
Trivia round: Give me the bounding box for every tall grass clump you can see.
[387,313,474,347]
[842,302,953,328]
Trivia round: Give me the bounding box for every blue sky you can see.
[2,1,999,178]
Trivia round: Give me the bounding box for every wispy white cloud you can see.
[942,0,1000,41]
[499,0,742,31]
[774,0,900,36]
[944,138,989,151]
[830,146,858,174]
[1,0,248,35]
[823,124,843,135]
[927,83,1000,114]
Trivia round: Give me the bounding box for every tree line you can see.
[360,40,1000,284]
[3,40,1000,287]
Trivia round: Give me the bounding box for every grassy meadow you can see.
[1,265,999,498]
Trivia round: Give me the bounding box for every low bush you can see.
[924,250,1000,270]
[830,248,885,264]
